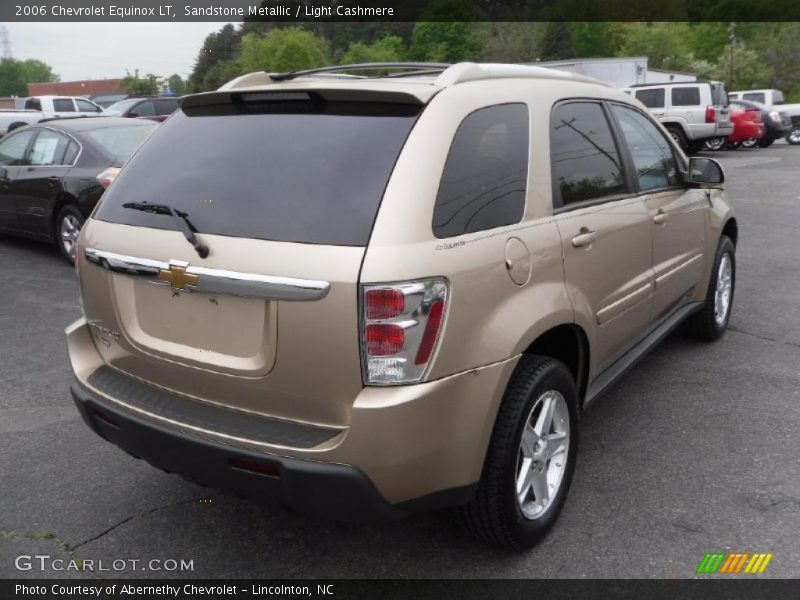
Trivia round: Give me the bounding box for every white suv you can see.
[624,81,733,153]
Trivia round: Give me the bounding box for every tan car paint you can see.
[67,66,734,505]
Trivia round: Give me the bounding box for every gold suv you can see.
[66,63,737,550]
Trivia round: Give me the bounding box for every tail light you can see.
[96,167,121,188]
[361,279,448,385]
[705,106,716,123]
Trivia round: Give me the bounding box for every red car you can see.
[706,105,764,150]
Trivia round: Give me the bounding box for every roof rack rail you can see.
[269,62,452,82]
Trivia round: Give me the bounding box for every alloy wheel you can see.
[516,390,570,520]
[714,253,733,326]
[60,214,82,260]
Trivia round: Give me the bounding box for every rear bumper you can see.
[67,318,517,516]
[72,381,473,521]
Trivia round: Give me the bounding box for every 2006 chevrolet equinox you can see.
[67,62,737,550]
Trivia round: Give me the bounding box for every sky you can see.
[6,22,236,82]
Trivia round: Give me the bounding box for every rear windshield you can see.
[94,99,420,246]
[85,124,157,161]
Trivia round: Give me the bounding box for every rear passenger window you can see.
[432,104,528,238]
[635,88,665,109]
[612,105,681,191]
[550,102,626,206]
[53,99,75,112]
[671,87,701,106]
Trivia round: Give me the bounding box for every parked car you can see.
[623,81,734,153]
[102,97,179,122]
[90,93,129,109]
[729,89,800,144]
[67,62,736,550]
[0,96,103,136]
[705,103,764,150]
[729,99,793,148]
[0,117,157,262]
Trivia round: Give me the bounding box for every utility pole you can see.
[728,22,736,90]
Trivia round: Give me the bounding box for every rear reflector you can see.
[229,459,281,478]
[415,300,445,365]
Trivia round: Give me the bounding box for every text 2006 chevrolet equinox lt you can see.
[67,62,737,550]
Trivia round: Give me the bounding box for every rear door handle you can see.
[653,209,669,225]
[572,228,597,248]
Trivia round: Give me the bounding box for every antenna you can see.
[0,25,12,59]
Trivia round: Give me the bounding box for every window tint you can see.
[671,87,701,107]
[612,105,681,191]
[743,92,766,104]
[635,88,665,109]
[550,102,626,206]
[29,130,72,165]
[85,123,157,160]
[156,99,179,115]
[24,98,42,111]
[432,104,528,238]
[133,101,156,116]
[95,102,420,246]
[62,140,79,165]
[76,99,101,113]
[53,99,76,112]
[0,130,35,166]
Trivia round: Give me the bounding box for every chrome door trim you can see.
[84,248,330,301]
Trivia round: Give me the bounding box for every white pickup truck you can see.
[729,89,800,144]
[0,95,103,136]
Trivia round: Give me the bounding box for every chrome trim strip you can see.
[84,248,330,301]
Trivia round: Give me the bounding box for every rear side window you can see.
[672,87,701,107]
[550,102,626,207]
[29,130,72,165]
[156,99,179,115]
[133,101,156,117]
[635,88,665,109]
[432,104,528,238]
[53,99,76,112]
[743,92,766,104]
[95,100,420,246]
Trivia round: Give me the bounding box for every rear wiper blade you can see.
[122,201,209,259]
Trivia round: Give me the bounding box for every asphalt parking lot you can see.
[2,142,799,580]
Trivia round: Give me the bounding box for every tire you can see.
[7,122,28,133]
[740,137,758,148]
[55,205,85,264]
[458,355,579,550]
[684,235,735,342]
[724,141,741,150]
[757,137,774,148]
[666,126,689,153]
[786,129,800,145]
[704,137,726,151]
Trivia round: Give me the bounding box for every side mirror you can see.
[688,157,725,188]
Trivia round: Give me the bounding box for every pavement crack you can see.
[70,496,210,552]
[728,326,800,350]
[1,529,101,579]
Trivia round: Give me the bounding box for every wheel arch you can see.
[50,193,80,240]
[722,216,738,247]
[521,323,590,408]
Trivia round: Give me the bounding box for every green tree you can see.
[120,69,160,96]
[238,27,331,73]
[617,23,693,70]
[568,23,623,58]
[341,35,406,64]
[409,0,487,62]
[477,23,546,63]
[187,24,241,93]
[0,58,58,96]
[540,23,574,60]
[167,74,186,95]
